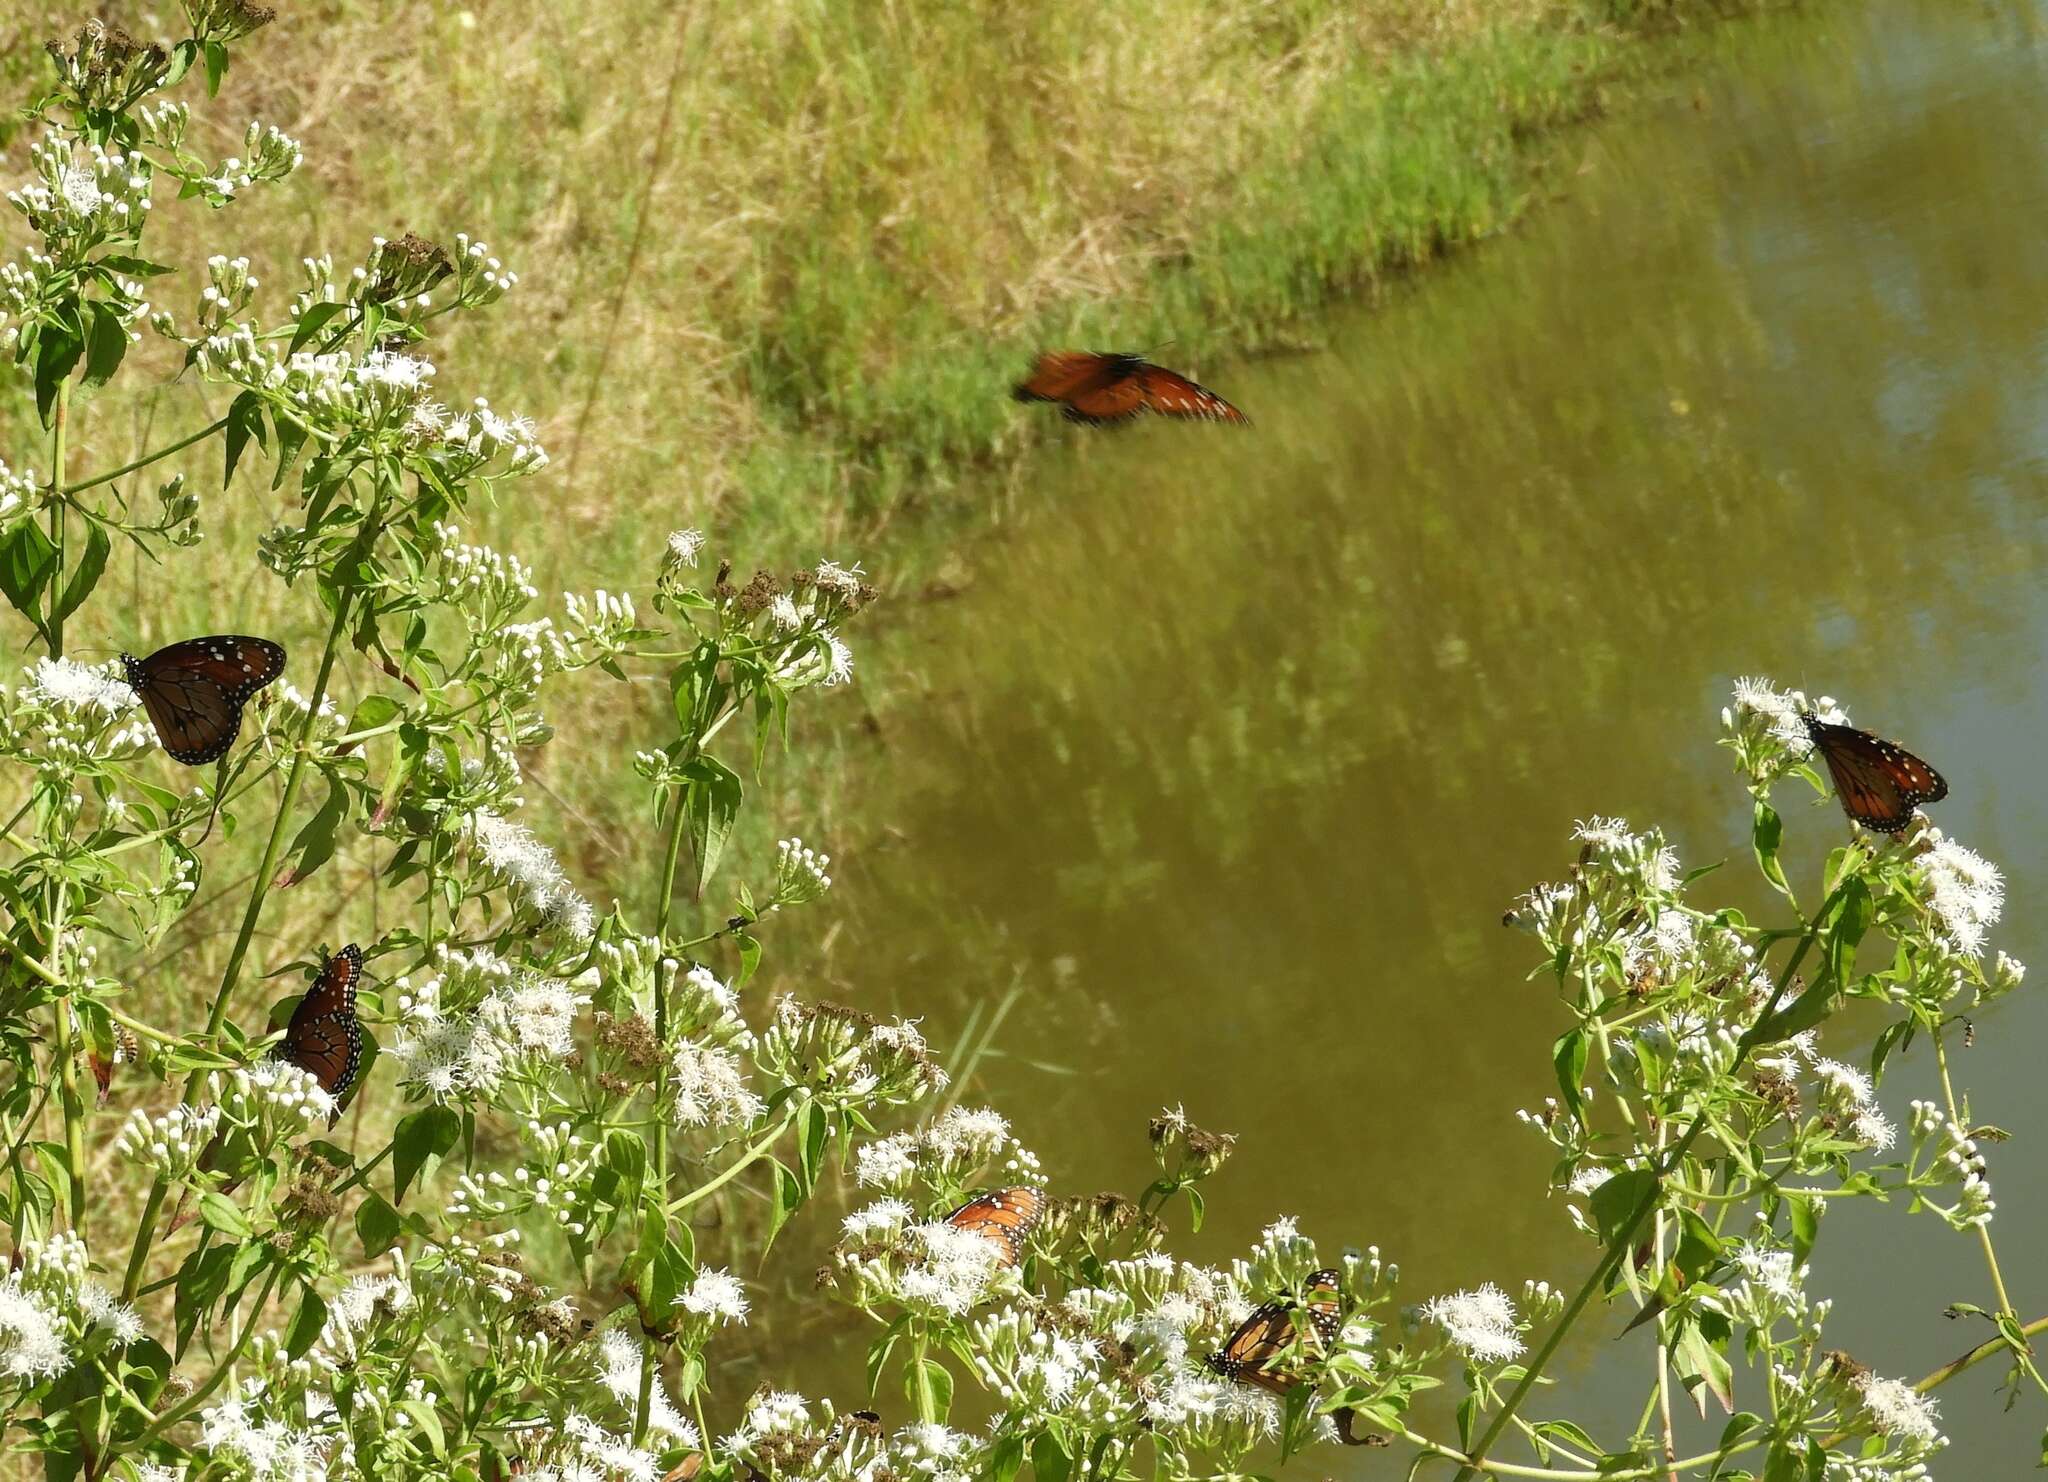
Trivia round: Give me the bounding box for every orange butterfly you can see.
[122,634,286,765]
[942,1186,1044,1268]
[276,944,365,1121]
[1803,714,1947,834]
[1205,1268,1342,1393]
[1012,351,1249,426]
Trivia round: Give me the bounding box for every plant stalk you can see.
[1451,878,1851,1480]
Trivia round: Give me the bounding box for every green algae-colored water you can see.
[768,0,2048,1470]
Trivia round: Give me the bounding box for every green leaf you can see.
[735,931,762,986]
[1754,979,1840,1046]
[1030,1434,1073,1482]
[392,1104,462,1201]
[289,301,349,353]
[272,784,347,889]
[349,694,402,733]
[202,39,229,96]
[1589,1167,1656,1247]
[223,389,266,488]
[1786,1191,1820,1263]
[81,302,129,390]
[163,39,198,88]
[1672,1206,1722,1281]
[1751,801,1790,897]
[197,1191,253,1238]
[762,1158,803,1254]
[903,1355,954,1423]
[283,1287,326,1359]
[645,1234,695,1315]
[34,322,83,426]
[394,1400,445,1456]
[987,1435,1025,1482]
[51,522,110,627]
[97,254,174,279]
[683,756,744,895]
[1673,1314,1734,1415]
[356,1192,403,1257]
[0,523,59,636]
[1826,877,1873,985]
[797,1100,828,1193]
[1552,1027,1587,1116]
[1532,1419,1600,1459]
[1186,1183,1206,1233]
[866,1317,907,1400]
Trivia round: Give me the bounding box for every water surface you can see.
[783,1,2048,1468]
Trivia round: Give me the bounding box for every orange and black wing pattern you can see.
[1013,351,1248,426]
[121,635,286,765]
[1803,715,1947,834]
[277,943,365,1115]
[1205,1267,1342,1394]
[942,1186,1045,1268]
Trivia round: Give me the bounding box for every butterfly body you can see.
[1205,1267,1342,1394]
[1012,351,1249,426]
[121,635,286,765]
[1802,714,1947,833]
[277,943,364,1120]
[942,1185,1045,1268]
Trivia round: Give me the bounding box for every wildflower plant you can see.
[0,12,2044,1482]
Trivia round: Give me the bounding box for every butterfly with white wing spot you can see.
[120,634,285,765]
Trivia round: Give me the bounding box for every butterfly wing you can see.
[1132,364,1249,424]
[279,943,364,1114]
[123,636,286,766]
[1012,351,1121,405]
[1805,717,1947,833]
[1206,1267,1342,1394]
[942,1186,1045,1267]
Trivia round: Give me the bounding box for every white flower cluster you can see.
[852,1104,1036,1192]
[430,521,540,614]
[0,457,38,528]
[755,998,947,1112]
[189,120,303,204]
[1907,1100,1995,1229]
[448,1119,599,1244]
[319,1267,413,1358]
[970,1307,1131,1428]
[438,397,549,477]
[220,1058,337,1139]
[7,132,154,247]
[596,1327,700,1443]
[198,1379,331,1481]
[387,947,589,1102]
[677,1267,749,1326]
[451,233,519,308]
[197,252,257,331]
[0,1233,144,1381]
[832,1202,1012,1319]
[1420,1283,1524,1364]
[113,1100,221,1180]
[560,587,642,661]
[7,656,157,778]
[671,1036,766,1131]
[461,808,594,939]
[772,836,834,906]
[1916,831,2003,958]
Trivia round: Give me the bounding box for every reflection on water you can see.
[776,0,2048,1468]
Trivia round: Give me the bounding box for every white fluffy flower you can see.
[464,808,594,939]
[670,1042,764,1129]
[843,1198,913,1241]
[900,1221,1002,1315]
[855,1133,918,1189]
[1853,1372,1941,1444]
[677,1268,748,1325]
[665,529,705,567]
[0,1277,69,1379]
[28,657,137,717]
[1920,836,2004,957]
[1421,1284,1523,1363]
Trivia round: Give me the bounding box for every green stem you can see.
[632,792,691,1446]
[61,414,228,498]
[1452,878,1852,1481]
[48,379,70,656]
[136,1265,282,1445]
[122,513,372,1303]
[666,1108,799,1217]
